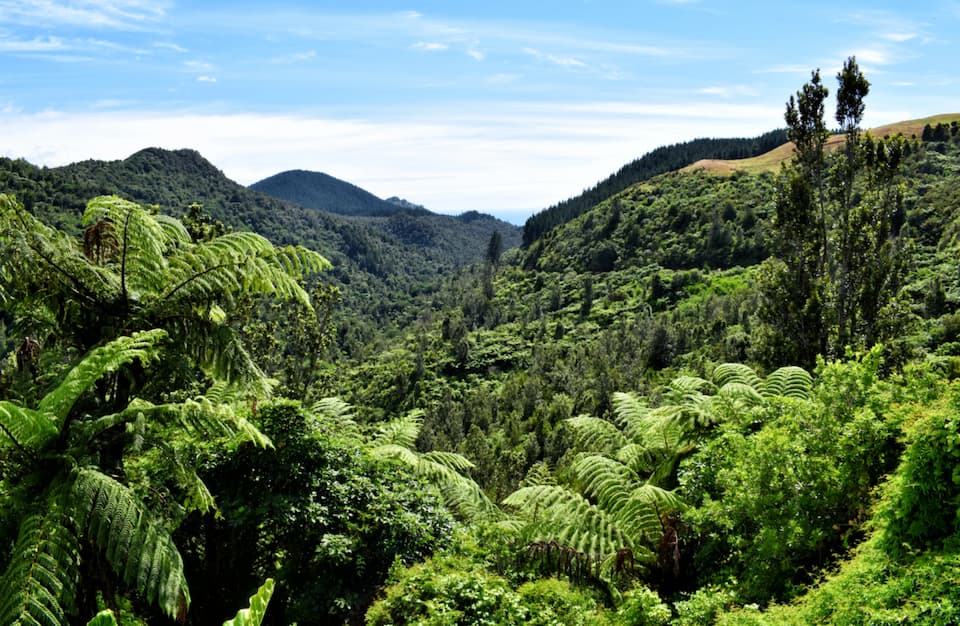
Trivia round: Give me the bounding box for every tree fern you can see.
[762,365,814,399]
[0,510,81,626]
[365,408,502,522]
[70,468,189,621]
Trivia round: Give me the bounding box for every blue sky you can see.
[1,1,958,222]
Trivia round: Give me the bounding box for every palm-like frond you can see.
[0,510,81,626]
[222,578,275,626]
[711,363,763,389]
[762,366,814,399]
[370,410,423,449]
[503,485,637,560]
[37,330,166,429]
[70,468,190,622]
[368,410,502,522]
[0,402,57,453]
[566,415,629,455]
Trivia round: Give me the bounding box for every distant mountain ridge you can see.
[250,169,431,217]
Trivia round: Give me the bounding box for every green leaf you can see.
[86,610,119,626]
[222,578,275,626]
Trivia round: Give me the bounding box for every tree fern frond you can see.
[0,401,58,452]
[153,214,191,246]
[369,443,421,469]
[763,366,814,399]
[311,397,359,433]
[566,415,630,454]
[70,469,189,621]
[611,392,649,432]
[370,410,423,449]
[222,578,275,626]
[570,454,639,516]
[37,330,167,428]
[503,485,629,558]
[83,197,170,288]
[519,462,556,488]
[120,397,271,449]
[421,450,476,473]
[711,363,762,389]
[0,510,81,626]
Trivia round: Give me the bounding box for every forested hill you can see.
[0,148,520,337]
[249,167,522,265]
[521,128,788,246]
[250,169,428,217]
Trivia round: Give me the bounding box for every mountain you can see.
[249,169,424,217]
[249,168,522,266]
[0,148,519,343]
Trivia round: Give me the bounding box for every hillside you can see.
[250,167,521,267]
[521,129,788,246]
[0,148,519,349]
[684,113,960,175]
[250,169,426,217]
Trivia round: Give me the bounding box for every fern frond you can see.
[222,578,275,626]
[503,485,629,558]
[421,450,476,473]
[83,197,170,285]
[711,363,762,389]
[120,397,271,449]
[519,462,556,488]
[566,415,629,454]
[37,330,167,428]
[370,410,423,449]
[70,469,189,621]
[0,510,81,626]
[86,610,119,626]
[0,401,58,452]
[311,397,359,433]
[570,455,639,517]
[763,366,813,399]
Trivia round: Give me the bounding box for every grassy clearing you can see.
[683,113,960,176]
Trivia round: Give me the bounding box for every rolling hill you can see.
[250,169,427,217]
[683,113,960,175]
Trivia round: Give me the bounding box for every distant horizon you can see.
[2,1,958,221]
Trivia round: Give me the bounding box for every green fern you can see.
[762,365,814,399]
[70,468,190,621]
[0,510,81,626]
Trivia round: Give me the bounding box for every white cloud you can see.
[184,59,215,72]
[196,75,216,83]
[882,32,917,42]
[699,85,759,98]
[0,0,169,30]
[523,47,586,68]
[466,48,484,61]
[412,41,447,51]
[154,41,187,53]
[0,35,65,51]
[0,104,784,216]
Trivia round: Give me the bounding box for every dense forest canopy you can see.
[2,56,960,625]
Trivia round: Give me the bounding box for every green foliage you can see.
[680,349,899,604]
[615,585,672,625]
[182,400,454,625]
[221,579,274,626]
[0,330,253,623]
[523,129,787,247]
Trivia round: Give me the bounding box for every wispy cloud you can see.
[0,0,169,30]
[699,85,759,98]
[0,34,66,52]
[412,41,448,51]
[523,47,586,68]
[184,59,215,73]
[466,48,484,61]
[196,75,216,83]
[881,32,917,42]
[154,41,187,53]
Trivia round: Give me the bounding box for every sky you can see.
[1,1,958,223]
